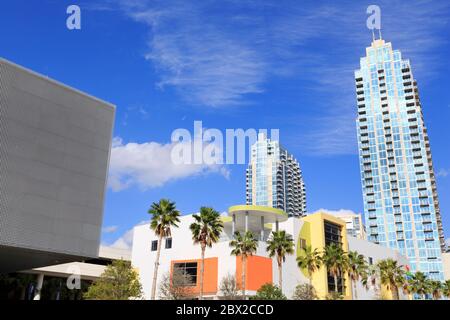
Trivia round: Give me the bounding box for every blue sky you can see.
[1,0,449,249]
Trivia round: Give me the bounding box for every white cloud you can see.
[109,220,149,250]
[110,229,134,250]
[102,225,119,234]
[437,169,449,178]
[108,137,230,191]
[310,208,360,216]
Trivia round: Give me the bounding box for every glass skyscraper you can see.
[355,39,445,280]
[246,133,306,217]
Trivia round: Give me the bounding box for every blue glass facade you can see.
[246,134,306,216]
[355,40,445,281]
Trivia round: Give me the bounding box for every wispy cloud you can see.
[108,137,229,191]
[103,0,449,155]
[311,208,360,216]
[107,220,149,250]
[102,225,119,234]
[437,168,449,178]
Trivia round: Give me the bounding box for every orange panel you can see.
[170,257,218,295]
[236,255,272,291]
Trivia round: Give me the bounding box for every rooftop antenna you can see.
[378,27,382,40]
[372,29,376,42]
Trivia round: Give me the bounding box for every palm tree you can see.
[189,207,224,300]
[376,258,405,300]
[442,280,450,299]
[296,245,322,288]
[429,280,443,300]
[347,251,367,300]
[321,243,348,296]
[409,271,430,300]
[148,199,181,300]
[361,264,379,295]
[230,231,258,299]
[266,231,294,293]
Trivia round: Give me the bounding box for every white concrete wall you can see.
[442,252,450,280]
[348,236,410,300]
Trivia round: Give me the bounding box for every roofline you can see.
[228,204,288,217]
[0,57,115,110]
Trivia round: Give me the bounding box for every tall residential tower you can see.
[355,39,445,280]
[246,133,306,217]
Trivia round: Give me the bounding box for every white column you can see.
[232,214,236,236]
[33,273,44,300]
[245,211,249,233]
[260,216,264,240]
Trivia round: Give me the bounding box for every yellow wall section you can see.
[297,212,352,300]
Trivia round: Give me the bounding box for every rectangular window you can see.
[327,273,345,294]
[151,240,158,251]
[299,238,307,249]
[324,221,342,246]
[165,237,172,249]
[368,257,373,265]
[173,262,198,286]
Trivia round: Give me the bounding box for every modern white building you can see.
[132,205,409,300]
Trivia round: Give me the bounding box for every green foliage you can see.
[407,271,430,299]
[230,231,258,258]
[84,260,143,300]
[428,280,443,300]
[149,199,181,237]
[266,230,295,264]
[321,243,348,293]
[250,283,287,300]
[292,283,317,300]
[190,207,224,248]
[376,258,405,300]
[443,280,450,298]
[296,245,322,283]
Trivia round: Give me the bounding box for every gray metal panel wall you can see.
[0,59,115,262]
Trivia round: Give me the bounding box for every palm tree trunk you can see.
[334,275,338,293]
[199,244,206,300]
[353,279,358,300]
[242,255,246,300]
[151,235,163,300]
[309,270,313,287]
[278,260,283,292]
[392,285,399,300]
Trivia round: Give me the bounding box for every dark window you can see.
[151,240,158,251]
[165,238,172,249]
[173,262,198,286]
[368,257,373,265]
[327,273,345,294]
[324,221,342,246]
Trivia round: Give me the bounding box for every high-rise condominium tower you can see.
[246,133,306,217]
[355,39,445,280]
